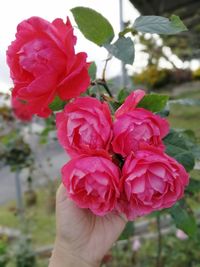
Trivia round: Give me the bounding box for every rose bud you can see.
[7,16,90,117]
[62,156,120,216]
[56,97,113,158]
[117,146,189,220]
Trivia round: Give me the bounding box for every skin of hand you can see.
[49,184,127,267]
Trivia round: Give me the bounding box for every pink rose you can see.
[112,108,169,157]
[62,156,120,216]
[56,97,113,157]
[117,146,189,220]
[7,16,90,118]
[115,89,145,118]
[12,94,32,122]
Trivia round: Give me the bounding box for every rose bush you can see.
[112,108,169,157]
[7,16,90,118]
[56,97,113,157]
[117,145,189,220]
[62,155,120,216]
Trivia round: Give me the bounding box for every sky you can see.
[1,0,199,93]
[0,0,144,93]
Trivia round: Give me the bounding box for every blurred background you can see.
[0,0,200,266]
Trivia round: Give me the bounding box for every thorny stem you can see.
[156,215,162,267]
[102,55,112,81]
[91,80,113,98]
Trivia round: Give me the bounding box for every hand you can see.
[49,184,127,267]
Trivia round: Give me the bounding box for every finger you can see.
[56,183,67,203]
[118,213,128,224]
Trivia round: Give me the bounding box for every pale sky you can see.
[0,0,144,93]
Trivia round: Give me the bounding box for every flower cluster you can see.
[57,90,189,220]
[7,16,189,220]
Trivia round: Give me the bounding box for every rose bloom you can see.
[117,146,189,220]
[56,97,113,157]
[62,156,120,216]
[115,89,145,118]
[112,108,169,157]
[12,95,32,122]
[7,16,90,118]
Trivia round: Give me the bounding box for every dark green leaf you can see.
[170,201,197,238]
[175,129,200,160]
[104,37,135,65]
[49,96,66,111]
[88,62,97,81]
[133,15,188,35]
[119,222,134,240]
[137,94,169,112]
[164,130,195,172]
[186,178,200,194]
[117,88,129,104]
[71,7,114,46]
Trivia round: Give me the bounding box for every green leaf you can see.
[169,201,197,238]
[88,62,97,80]
[133,15,188,35]
[186,178,200,194]
[137,94,169,112]
[117,88,129,104]
[175,129,200,160]
[49,96,66,111]
[71,7,114,46]
[104,37,135,65]
[119,222,134,240]
[164,130,195,172]
[170,15,188,31]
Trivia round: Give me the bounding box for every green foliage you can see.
[71,7,114,46]
[105,37,135,65]
[117,88,129,104]
[88,62,97,81]
[15,237,36,267]
[170,15,188,32]
[137,94,169,112]
[164,130,195,172]
[0,239,9,267]
[186,178,200,195]
[0,132,33,171]
[169,200,197,238]
[119,222,134,240]
[49,96,66,111]
[133,15,187,35]
[174,129,200,160]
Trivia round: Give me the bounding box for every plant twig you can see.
[156,215,162,267]
[102,56,112,81]
[98,80,113,98]
[91,80,113,98]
